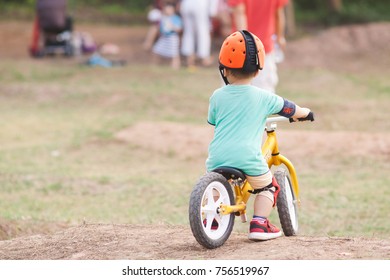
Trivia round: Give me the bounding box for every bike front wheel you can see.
[275,169,299,236]
[189,172,235,249]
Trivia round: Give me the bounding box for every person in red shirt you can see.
[228,0,288,92]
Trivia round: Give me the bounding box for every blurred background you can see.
[1,0,390,26]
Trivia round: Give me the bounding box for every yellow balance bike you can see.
[189,113,314,249]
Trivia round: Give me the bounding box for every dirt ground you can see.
[1,21,390,260]
[1,224,390,260]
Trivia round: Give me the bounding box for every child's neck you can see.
[229,77,252,85]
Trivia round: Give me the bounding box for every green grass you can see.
[2,0,390,26]
[0,59,215,228]
[295,1,390,26]
[1,40,390,240]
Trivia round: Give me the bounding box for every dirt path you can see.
[115,121,390,162]
[1,224,389,260]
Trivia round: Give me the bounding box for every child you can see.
[206,30,312,241]
[152,2,182,69]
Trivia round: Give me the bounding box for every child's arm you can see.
[277,99,311,120]
[172,16,182,33]
[231,3,247,30]
[291,105,311,120]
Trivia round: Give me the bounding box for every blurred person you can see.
[143,0,163,51]
[228,0,288,92]
[152,2,183,69]
[179,0,219,68]
[143,0,180,51]
[211,0,232,38]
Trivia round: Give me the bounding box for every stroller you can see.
[30,0,74,57]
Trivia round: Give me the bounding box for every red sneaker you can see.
[248,218,282,240]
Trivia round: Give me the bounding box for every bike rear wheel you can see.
[189,172,235,249]
[275,169,299,236]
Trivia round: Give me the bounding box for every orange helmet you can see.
[219,30,265,84]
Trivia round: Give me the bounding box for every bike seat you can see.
[212,167,246,181]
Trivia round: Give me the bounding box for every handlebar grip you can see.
[289,111,315,123]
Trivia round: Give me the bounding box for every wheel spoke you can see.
[205,213,215,231]
[201,204,215,213]
[190,176,234,247]
[214,195,225,207]
[202,188,218,213]
[214,214,223,227]
[205,187,215,204]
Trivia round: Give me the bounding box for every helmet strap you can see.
[219,65,229,85]
[239,30,261,71]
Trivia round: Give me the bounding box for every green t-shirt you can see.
[206,84,284,176]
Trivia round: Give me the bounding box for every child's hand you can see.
[301,107,311,117]
[290,107,314,122]
[290,110,314,122]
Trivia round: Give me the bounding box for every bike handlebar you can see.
[289,111,315,123]
[266,116,289,123]
[266,112,315,125]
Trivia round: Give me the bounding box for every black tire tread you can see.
[275,169,298,236]
[189,172,235,249]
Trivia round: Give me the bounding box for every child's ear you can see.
[223,68,228,77]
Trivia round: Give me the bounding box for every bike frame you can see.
[262,117,300,202]
[219,117,300,218]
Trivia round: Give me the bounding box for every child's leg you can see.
[193,2,211,63]
[186,54,195,68]
[181,11,195,67]
[251,53,278,93]
[171,55,180,69]
[247,171,274,217]
[246,171,282,240]
[254,192,274,217]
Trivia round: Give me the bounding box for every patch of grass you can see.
[295,1,390,27]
